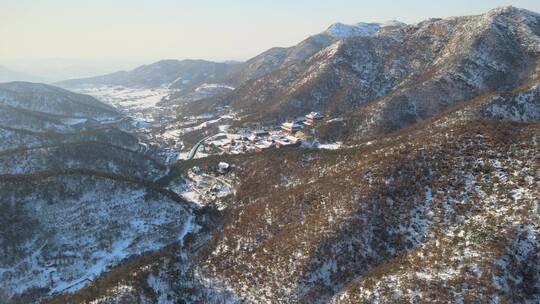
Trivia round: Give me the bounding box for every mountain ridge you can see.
[185,7,539,135]
[2,6,540,304]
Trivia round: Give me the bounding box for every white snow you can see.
[218,124,231,132]
[326,20,405,38]
[170,167,234,210]
[62,118,88,126]
[73,85,174,120]
[1,177,192,298]
[318,142,343,150]
[218,162,230,171]
[195,83,235,92]
[181,190,204,207]
[327,22,381,38]
[327,117,345,123]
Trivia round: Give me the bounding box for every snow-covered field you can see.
[75,86,171,110]
[74,86,174,121]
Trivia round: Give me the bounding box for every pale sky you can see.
[2,0,540,80]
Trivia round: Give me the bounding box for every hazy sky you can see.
[2,0,540,79]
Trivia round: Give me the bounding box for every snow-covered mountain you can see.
[56,59,236,90]
[3,6,540,304]
[190,7,540,137]
[0,82,119,121]
[0,81,200,303]
[325,20,405,38]
[1,173,191,297]
[44,101,540,303]
[326,22,380,38]
[54,19,404,113]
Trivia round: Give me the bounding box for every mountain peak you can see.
[381,20,407,27]
[326,22,380,38]
[485,5,540,19]
[326,20,406,38]
[487,5,520,15]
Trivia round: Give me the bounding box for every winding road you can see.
[187,133,226,159]
[187,136,210,159]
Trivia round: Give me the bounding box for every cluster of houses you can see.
[281,111,324,133]
[208,112,324,155]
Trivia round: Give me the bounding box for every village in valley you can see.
[192,112,328,158]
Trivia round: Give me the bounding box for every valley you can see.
[1,5,539,304]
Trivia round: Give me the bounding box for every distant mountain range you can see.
[55,20,408,95]
[55,19,408,92]
[54,20,399,113]
[56,59,234,90]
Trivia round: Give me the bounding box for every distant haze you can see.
[5,59,145,83]
[2,0,540,81]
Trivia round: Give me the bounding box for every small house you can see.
[274,135,300,148]
[294,116,307,124]
[226,133,243,141]
[254,140,273,152]
[305,112,325,125]
[249,129,269,142]
[239,130,251,140]
[281,122,303,134]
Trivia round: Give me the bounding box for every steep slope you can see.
[0,142,166,180]
[165,22,406,109]
[159,32,341,111]
[43,120,540,304]
[316,75,540,145]
[0,82,197,303]
[0,82,119,121]
[193,7,539,131]
[223,33,337,86]
[0,172,192,303]
[0,126,142,153]
[58,21,402,113]
[43,85,540,303]
[480,83,540,121]
[183,122,538,303]
[0,82,145,153]
[161,34,338,111]
[220,19,406,87]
